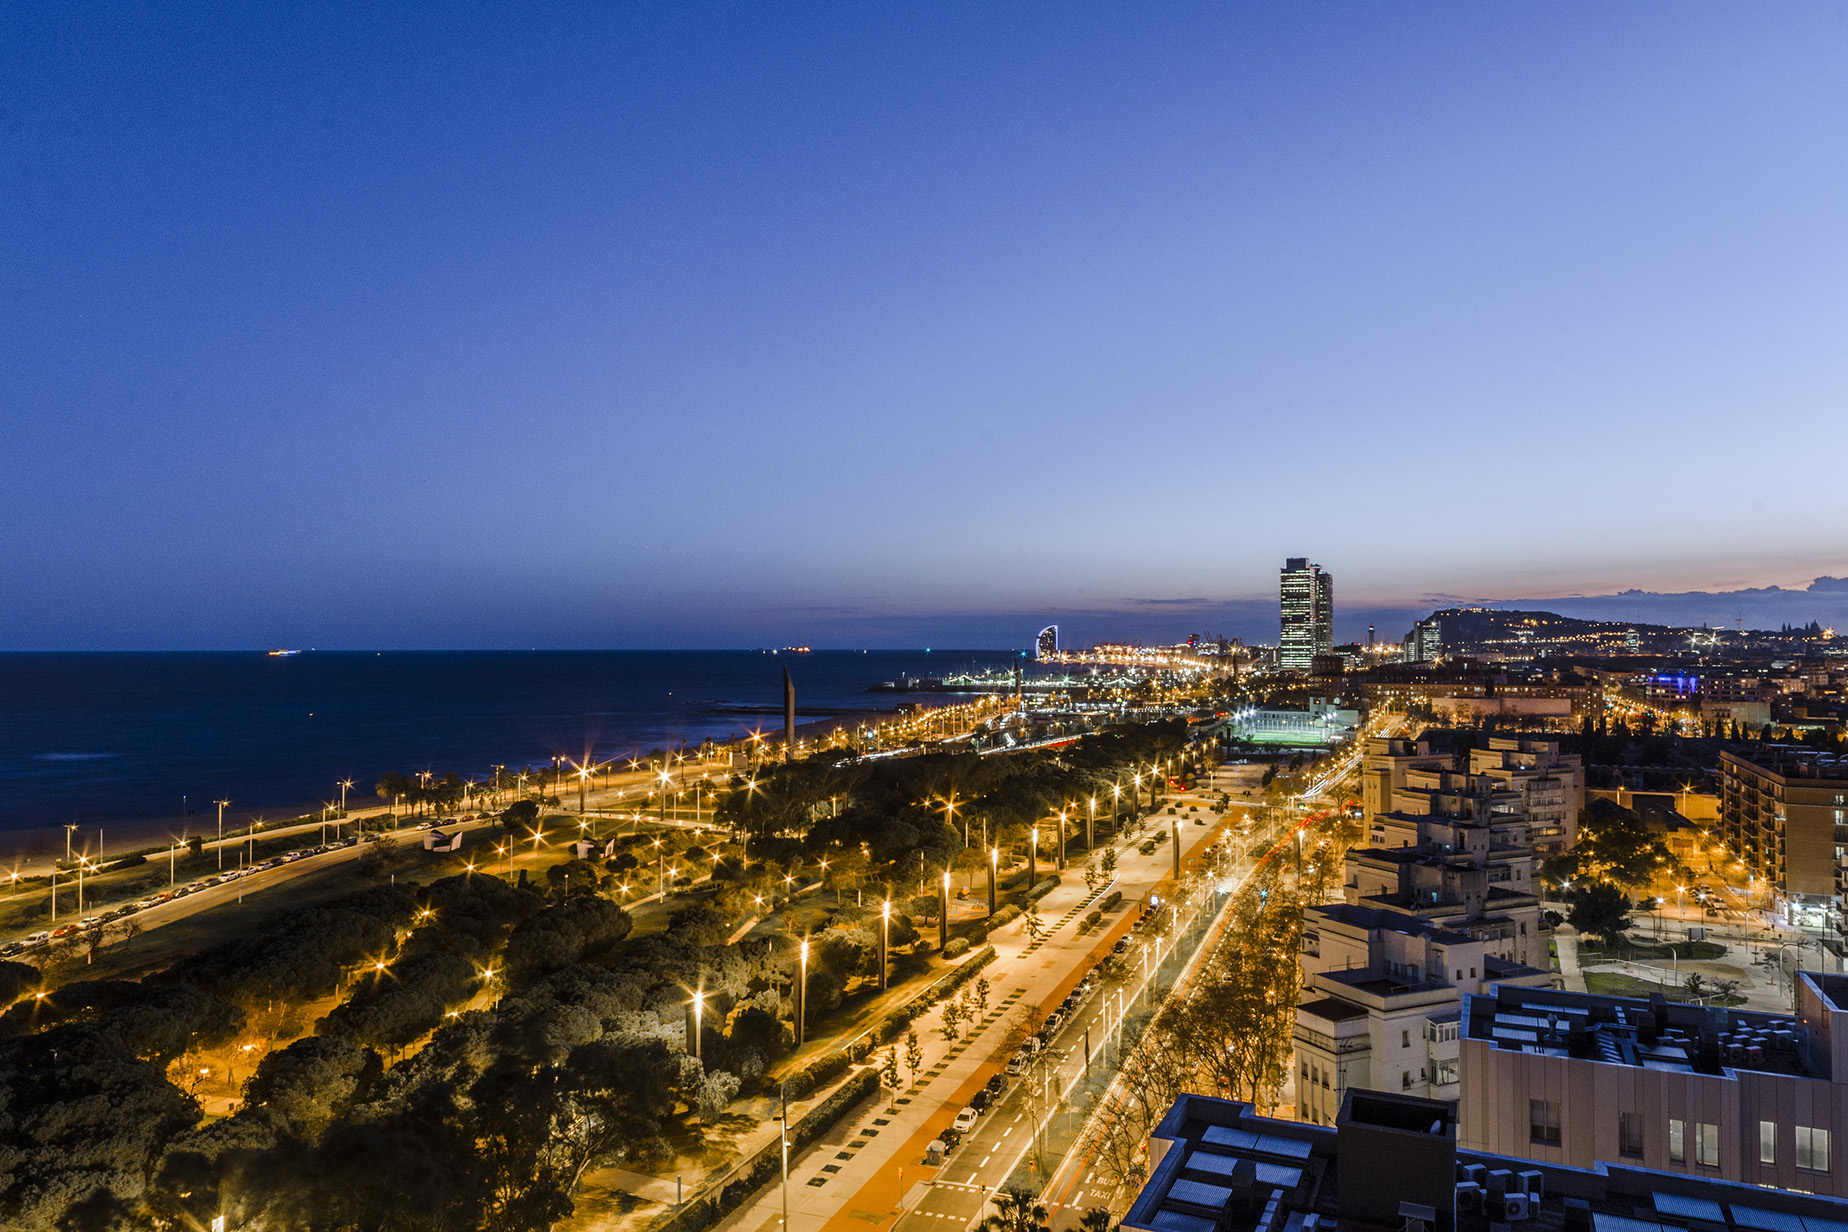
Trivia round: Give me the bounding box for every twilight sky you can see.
[4,4,1847,650]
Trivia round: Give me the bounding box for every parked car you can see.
[969,1089,993,1114]
[985,1073,1008,1096]
[951,1107,979,1133]
[937,1126,963,1150]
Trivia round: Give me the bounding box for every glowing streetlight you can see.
[939,870,951,950]
[797,939,809,1047]
[880,899,891,989]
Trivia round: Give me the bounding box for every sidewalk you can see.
[1554,926,1587,993]
[704,804,1232,1232]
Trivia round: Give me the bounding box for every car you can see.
[0,943,20,957]
[937,1126,963,1150]
[24,931,49,944]
[969,1089,993,1114]
[134,899,157,910]
[1112,938,1130,955]
[417,820,436,831]
[951,1107,979,1134]
[985,1073,1008,1096]
[80,917,100,930]
[50,925,74,938]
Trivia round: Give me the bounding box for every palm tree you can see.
[1079,1207,1115,1232]
[983,1186,1048,1232]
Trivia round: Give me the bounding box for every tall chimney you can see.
[783,667,796,763]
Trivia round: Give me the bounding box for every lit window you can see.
[1698,1122,1720,1168]
[1670,1119,1686,1164]
[1798,1127,1831,1173]
[1761,1120,1777,1165]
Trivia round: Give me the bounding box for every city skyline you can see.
[5,5,1847,651]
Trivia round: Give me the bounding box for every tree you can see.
[501,798,540,834]
[1101,848,1118,877]
[941,997,964,1042]
[974,975,991,1018]
[243,1034,381,1140]
[984,1185,1049,1232]
[1574,800,1670,889]
[904,1028,923,1081]
[1023,910,1044,945]
[1083,857,1099,895]
[1567,882,1634,949]
[0,959,41,1009]
[1080,1207,1116,1232]
[881,1048,900,1089]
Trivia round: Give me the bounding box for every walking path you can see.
[1554,925,1586,992]
[701,804,1231,1232]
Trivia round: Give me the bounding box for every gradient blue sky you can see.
[4,4,1847,650]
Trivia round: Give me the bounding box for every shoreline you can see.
[0,700,982,873]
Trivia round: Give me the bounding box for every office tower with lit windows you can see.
[1280,557,1334,671]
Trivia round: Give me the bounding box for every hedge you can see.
[1026,875,1061,902]
[1097,890,1122,914]
[942,937,970,958]
[988,904,1022,929]
[652,1065,882,1232]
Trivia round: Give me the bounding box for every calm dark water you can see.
[0,650,1020,832]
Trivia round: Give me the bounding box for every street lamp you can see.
[690,986,705,1062]
[940,871,951,951]
[988,847,998,914]
[1030,827,1038,888]
[880,899,891,989]
[797,939,809,1047]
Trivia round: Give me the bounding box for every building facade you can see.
[1718,748,1848,930]
[1126,1090,1848,1232]
[1295,904,1550,1125]
[1459,975,1848,1198]
[1280,558,1334,672]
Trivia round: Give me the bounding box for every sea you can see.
[0,650,1022,838]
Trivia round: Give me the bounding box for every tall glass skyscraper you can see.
[1279,557,1333,670]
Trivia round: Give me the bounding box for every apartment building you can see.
[1458,975,1848,1197]
[1126,1089,1848,1232]
[1361,734,1582,854]
[1295,904,1549,1125]
[1470,737,1585,853]
[1718,748,1848,931]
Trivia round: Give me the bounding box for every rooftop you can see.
[1721,747,1848,783]
[1124,1093,1848,1232]
[1463,984,1813,1078]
